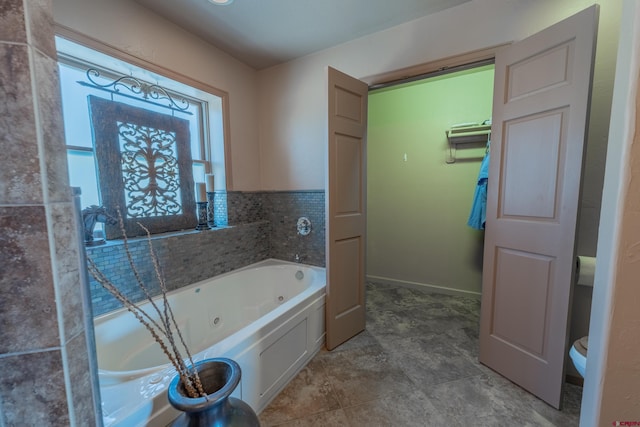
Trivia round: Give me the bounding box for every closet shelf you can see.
[445,122,491,164]
[446,124,491,144]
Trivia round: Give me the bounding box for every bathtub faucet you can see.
[294,254,305,263]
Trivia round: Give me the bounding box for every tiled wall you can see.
[226,191,265,224]
[88,191,325,316]
[88,221,271,315]
[263,191,325,267]
[0,1,100,424]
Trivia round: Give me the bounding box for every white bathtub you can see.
[95,259,326,426]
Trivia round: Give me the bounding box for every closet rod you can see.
[368,58,495,91]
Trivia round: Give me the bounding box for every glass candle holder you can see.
[195,201,209,230]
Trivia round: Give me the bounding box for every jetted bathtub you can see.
[94,259,326,426]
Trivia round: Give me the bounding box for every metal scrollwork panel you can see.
[118,122,183,217]
[89,96,195,239]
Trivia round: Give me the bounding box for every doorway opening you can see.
[366,63,495,299]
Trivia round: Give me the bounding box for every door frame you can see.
[361,44,507,88]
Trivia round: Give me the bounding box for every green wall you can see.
[367,65,494,296]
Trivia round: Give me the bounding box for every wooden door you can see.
[479,6,598,408]
[326,67,368,350]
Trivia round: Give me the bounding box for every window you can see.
[56,37,225,238]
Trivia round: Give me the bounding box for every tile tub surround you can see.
[263,191,325,267]
[259,283,582,426]
[224,190,325,266]
[88,190,325,315]
[87,221,270,315]
[0,0,100,424]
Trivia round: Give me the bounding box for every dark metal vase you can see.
[168,358,260,427]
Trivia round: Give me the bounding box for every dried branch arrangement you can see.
[87,212,206,399]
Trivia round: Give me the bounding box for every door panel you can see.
[492,248,553,357]
[333,237,363,316]
[480,5,598,408]
[335,135,362,214]
[326,67,368,350]
[501,109,565,219]
[507,42,573,101]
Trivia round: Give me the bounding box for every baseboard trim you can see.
[366,275,482,300]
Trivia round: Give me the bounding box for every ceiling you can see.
[134,0,471,70]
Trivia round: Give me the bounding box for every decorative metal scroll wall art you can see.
[89,96,196,239]
[81,68,191,113]
[118,122,182,217]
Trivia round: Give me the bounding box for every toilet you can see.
[569,256,595,379]
[569,336,588,377]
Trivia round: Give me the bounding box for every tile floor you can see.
[259,282,582,426]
